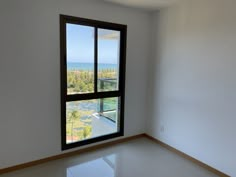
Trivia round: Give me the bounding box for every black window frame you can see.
[60,15,127,150]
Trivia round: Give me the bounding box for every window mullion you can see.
[94,27,98,93]
[66,91,121,102]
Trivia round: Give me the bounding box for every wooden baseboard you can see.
[0,134,144,175]
[0,134,230,177]
[143,134,230,177]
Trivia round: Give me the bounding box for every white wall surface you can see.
[0,0,151,168]
[148,0,236,176]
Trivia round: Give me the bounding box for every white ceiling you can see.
[104,0,179,11]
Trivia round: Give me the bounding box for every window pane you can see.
[66,24,95,94]
[66,97,120,144]
[98,29,120,92]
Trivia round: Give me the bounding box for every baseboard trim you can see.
[144,134,230,177]
[0,134,230,177]
[0,134,144,175]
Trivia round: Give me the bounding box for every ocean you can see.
[67,62,117,70]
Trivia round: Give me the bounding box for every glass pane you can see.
[66,97,120,144]
[98,29,120,92]
[66,24,95,94]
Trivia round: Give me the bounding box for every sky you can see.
[66,24,120,64]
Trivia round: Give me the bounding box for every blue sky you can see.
[66,24,119,64]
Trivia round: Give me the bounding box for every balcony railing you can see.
[98,78,117,122]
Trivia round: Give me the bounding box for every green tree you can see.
[67,111,80,142]
[67,69,117,94]
[83,126,92,138]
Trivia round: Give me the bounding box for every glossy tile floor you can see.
[1,138,218,177]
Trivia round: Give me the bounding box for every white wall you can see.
[0,0,151,168]
[148,0,236,176]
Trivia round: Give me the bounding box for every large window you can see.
[60,15,127,150]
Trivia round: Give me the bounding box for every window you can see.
[60,15,127,150]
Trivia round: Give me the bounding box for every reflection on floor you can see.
[67,154,115,177]
[1,138,218,177]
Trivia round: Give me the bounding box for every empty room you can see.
[0,0,235,176]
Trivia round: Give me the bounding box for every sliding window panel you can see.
[97,29,120,92]
[66,24,95,95]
